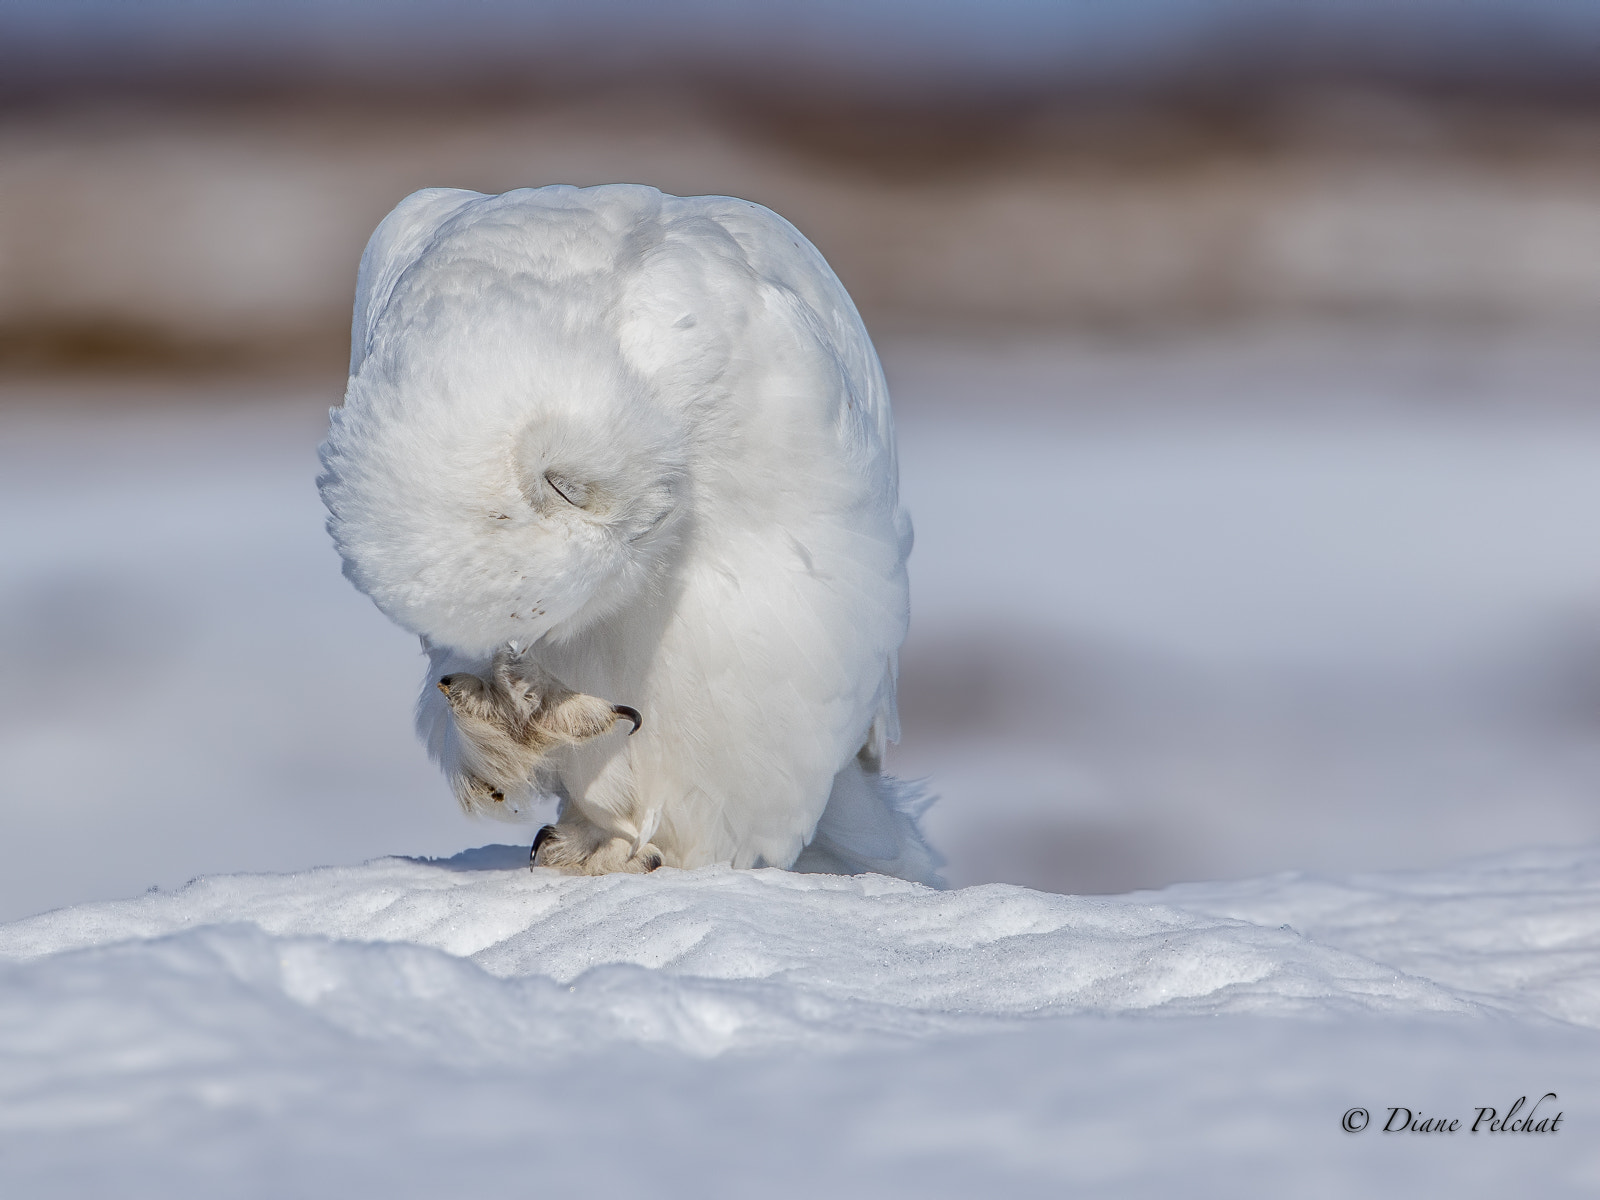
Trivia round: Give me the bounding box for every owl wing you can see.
[599,193,913,866]
[684,196,911,758]
[684,198,899,478]
[347,188,486,377]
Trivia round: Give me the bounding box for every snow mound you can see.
[3,847,1599,1196]
[3,846,1597,1062]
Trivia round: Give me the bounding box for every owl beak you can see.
[612,704,642,735]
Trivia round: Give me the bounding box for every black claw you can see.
[612,704,642,735]
[530,824,556,867]
[436,676,453,694]
[645,853,663,872]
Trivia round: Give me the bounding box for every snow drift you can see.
[1,846,1597,1196]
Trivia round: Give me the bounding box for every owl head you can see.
[320,320,689,656]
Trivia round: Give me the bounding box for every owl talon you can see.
[437,655,637,817]
[531,820,666,874]
[530,824,557,868]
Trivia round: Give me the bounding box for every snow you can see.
[0,392,473,921]
[890,330,1600,890]
[2,845,1597,1195]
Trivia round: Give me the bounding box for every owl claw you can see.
[530,824,557,868]
[612,705,642,735]
[531,821,664,874]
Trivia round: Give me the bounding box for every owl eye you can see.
[544,472,589,508]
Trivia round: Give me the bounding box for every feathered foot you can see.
[437,645,640,816]
[531,819,664,875]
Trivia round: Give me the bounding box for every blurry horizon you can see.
[4,0,1600,98]
[4,0,1600,376]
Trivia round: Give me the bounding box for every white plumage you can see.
[320,184,936,882]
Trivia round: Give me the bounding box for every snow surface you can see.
[1,845,1597,1195]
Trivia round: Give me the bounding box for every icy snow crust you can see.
[3,849,1599,1195]
[11,850,1596,1049]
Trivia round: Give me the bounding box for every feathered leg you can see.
[530,817,664,875]
[436,645,639,817]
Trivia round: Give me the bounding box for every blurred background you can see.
[4,0,1600,919]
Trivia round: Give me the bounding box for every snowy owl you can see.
[319,184,937,883]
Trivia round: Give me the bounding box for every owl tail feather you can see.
[791,763,944,887]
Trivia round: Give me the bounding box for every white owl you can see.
[319,184,938,883]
